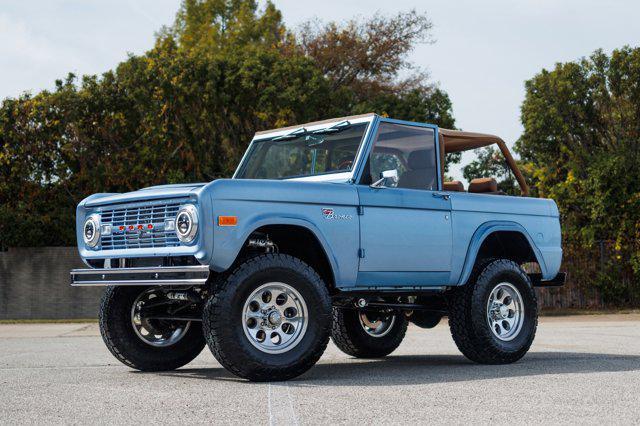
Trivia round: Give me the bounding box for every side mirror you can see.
[370,169,398,189]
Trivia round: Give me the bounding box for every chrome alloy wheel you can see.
[486,282,524,341]
[130,289,191,347]
[242,282,308,354]
[358,312,396,337]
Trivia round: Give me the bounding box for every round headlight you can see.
[176,205,198,243]
[83,214,101,248]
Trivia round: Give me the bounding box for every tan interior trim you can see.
[438,128,529,196]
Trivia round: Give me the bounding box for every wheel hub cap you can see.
[268,310,282,326]
[242,282,308,354]
[499,305,509,319]
[358,312,396,337]
[130,289,190,347]
[486,282,525,342]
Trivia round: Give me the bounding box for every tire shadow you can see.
[140,351,640,385]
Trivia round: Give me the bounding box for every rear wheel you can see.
[447,258,538,364]
[331,308,408,358]
[99,286,205,371]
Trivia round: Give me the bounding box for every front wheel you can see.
[448,258,538,364]
[331,308,408,358]
[203,254,332,381]
[99,286,205,371]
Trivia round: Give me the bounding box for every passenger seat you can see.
[468,177,499,194]
[443,181,464,192]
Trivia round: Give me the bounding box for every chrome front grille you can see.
[100,200,184,250]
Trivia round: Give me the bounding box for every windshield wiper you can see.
[271,120,352,141]
[311,120,351,134]
[272,127,308,141]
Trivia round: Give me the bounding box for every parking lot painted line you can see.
[268,383,299,426]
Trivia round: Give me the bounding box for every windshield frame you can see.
[233,115,376,182]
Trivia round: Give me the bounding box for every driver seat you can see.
[398,150,436,190]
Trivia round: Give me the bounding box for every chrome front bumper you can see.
[70,265,210,287]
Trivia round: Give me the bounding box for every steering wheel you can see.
[337,159,353,170]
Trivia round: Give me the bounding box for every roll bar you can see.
[438,128,529,196]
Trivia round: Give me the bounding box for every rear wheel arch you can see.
[459,223,546,286]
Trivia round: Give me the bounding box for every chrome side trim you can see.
[70,265,210,287]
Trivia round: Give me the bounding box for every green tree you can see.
[0,1,456,247]
[516,47,640,306]
[462,147,520,195]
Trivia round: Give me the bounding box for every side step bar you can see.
[70,265,210,287]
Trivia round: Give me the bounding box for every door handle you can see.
[432,192,450,201]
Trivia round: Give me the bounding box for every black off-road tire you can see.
[99,286,206,371]
[203,254,332,382]
[331,308,408,358]
[447,258,538,364]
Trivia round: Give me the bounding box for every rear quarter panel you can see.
[450,193,562,284]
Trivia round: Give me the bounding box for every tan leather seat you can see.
[468,177,498,193]
[443,181,464,192]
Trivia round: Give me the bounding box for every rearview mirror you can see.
[370,169,398,189]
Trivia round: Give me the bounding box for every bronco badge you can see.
[322,208,353,221]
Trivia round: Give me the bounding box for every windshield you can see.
[235,122,369,179]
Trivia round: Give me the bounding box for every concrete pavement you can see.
[1,315,639,424]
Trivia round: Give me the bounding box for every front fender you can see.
[457,221,547,286]
[209,212,342,283]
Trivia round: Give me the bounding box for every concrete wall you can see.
[0,247,598,320]
[0,247,103,320]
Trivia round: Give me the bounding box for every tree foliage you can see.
[462,147,520,195]
[0,1,455,247]
[516,47,640,305]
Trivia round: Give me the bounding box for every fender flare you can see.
[457,221,547,286]
[212,214,340,284]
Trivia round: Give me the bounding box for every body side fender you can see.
[209,214,342,284]
[457,221,547,286]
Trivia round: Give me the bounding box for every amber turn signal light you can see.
[218,216,238,226]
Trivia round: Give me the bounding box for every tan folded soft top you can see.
[438,128,528,195]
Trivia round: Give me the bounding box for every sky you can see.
[2,0,640,180]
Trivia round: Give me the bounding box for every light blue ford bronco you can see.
[71,113,564,381]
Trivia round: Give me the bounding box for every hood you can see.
[83,183,206,207]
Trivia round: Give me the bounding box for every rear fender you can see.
[457,221,547,286]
